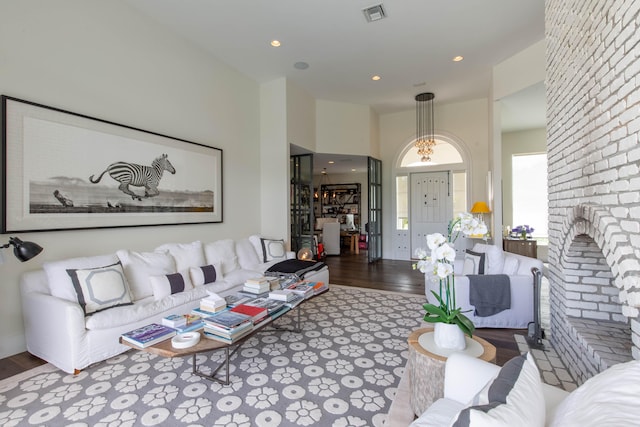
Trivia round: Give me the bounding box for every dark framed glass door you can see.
[368,157,382,263]
[290,154,314,256]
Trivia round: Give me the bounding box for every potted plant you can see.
[413,213,487,350]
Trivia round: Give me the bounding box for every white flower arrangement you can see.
[412,212,488,337]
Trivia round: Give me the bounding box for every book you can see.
[121,323,176,348]
[174,319,205,333]
[203,310,253,330]
[247,297,287,314]
[203,320,252,339]
[225,294,255,307]
[237,289,270,299]
[287,282,315,299]
[284,293,305,308]
[312,281,329,295]
[243,282,271,293]
[231,304,268,323]
[269,289,295,301]
[203,325,253,344]
[245,276,269,285]
[201,292,226,311]
[162,314,187,328]
[192,307,225,318]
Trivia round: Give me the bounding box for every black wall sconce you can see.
[1,237,43,262]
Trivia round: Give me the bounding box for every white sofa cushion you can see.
[472,243,505,274]
[150,271,193,300]
[236,238,261,270]
[549,360,640,427]
[155,241,205,271]
[117,249,176,301]
[451,353,545,427]
[66,261,133,315]
[44,253,120,302]
[204,239,240,275]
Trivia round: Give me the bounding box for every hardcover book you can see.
[121,323,176,348]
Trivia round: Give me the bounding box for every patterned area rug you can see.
[0,285,426,426]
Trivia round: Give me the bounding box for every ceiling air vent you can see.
[363,4,386,23]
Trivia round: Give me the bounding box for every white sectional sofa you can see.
[20,235,329,374]
[425,243,544,328]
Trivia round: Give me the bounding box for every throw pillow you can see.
[463,250,485,275]
[472,243,505,274]
[150,271,193,300]
[66,262,133,315]
[189,264,220,286]
[260,238,287,262]
[203,239,240,275]
[451,352,545,427]
[549,360,640,427]
[44,254,120,303]
[155,241,205,271]
[116,249,176,301]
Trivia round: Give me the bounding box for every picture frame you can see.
[2,95,223,232]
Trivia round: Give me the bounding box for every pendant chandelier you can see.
[415,92,436,162]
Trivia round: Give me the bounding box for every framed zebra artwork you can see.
[1,95,223,232]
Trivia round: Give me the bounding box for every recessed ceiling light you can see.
[328,161,335,164]
[453,55,464,62]
[270,40,281,47]
[372,75,381,81]
[294,61,309,70]
[351,169,356,172]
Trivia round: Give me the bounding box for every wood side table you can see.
[406,327,496,417]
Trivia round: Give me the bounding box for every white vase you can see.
[433,323,466,351]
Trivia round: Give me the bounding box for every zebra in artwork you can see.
[89,154,176,201]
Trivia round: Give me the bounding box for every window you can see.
[400,140,463,167]
[512,153,548,237]
[452,171,467,216]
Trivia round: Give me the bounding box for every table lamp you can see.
[1,237,43,263]
[470,201,491,238]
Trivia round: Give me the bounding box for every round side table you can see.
[407,327,496,417]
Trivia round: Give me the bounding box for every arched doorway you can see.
[392,135,470,260]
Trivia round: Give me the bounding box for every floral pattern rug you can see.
[0,285,426,426]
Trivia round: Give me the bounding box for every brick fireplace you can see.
[546,0,640,385]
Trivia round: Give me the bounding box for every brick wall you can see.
[546,0,640,380]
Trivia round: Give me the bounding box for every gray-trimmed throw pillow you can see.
[66,261,133,316]
[260,238,287,263]
[463,249,485,275]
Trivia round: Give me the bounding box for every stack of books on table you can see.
[203,311,253,344]
[230,303,269,325]
[225,294,255,308]
[121,323,177,348]
[246,297,289,320]
[269,289,304,309]
[286,281,315,299]
[242,277,271,296]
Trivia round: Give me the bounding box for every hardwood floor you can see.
[0,252,525,380]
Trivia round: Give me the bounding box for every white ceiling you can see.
[125,0,546,173]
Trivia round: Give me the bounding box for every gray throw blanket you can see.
[468,274,511,317]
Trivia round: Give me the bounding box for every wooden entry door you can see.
[410,171,452,256]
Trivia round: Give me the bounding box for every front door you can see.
[410,171,452,256]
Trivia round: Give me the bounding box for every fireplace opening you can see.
[551,234,632,384]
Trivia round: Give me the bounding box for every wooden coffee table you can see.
[120,293,312,385]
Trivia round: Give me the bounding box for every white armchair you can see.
[425,243,544,328]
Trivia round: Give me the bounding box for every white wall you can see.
[0,0,262,357]
[379,98,490,259]
[316,100,376,156]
